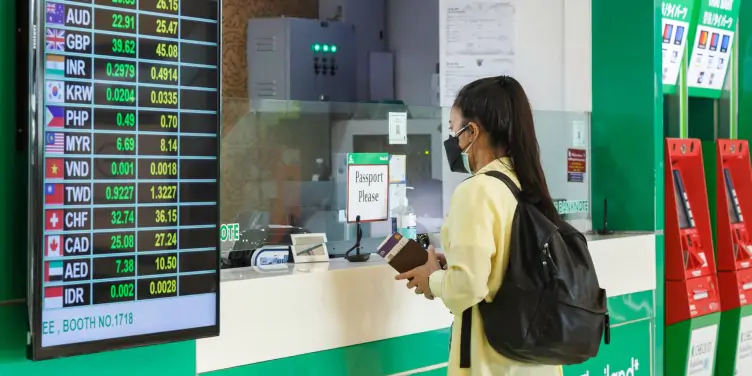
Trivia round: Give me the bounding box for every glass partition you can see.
[219,99,591,268]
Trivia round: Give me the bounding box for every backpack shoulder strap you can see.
[459,308,472,368]
[482,170,521,200]
[458,171,520,370]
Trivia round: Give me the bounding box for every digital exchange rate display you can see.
[30,0,220,359]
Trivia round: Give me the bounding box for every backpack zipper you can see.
[542,243,558,278]
[541,243,550,282]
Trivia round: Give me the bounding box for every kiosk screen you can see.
[673,170,694,229]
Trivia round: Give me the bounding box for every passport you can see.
[377,233,428,273]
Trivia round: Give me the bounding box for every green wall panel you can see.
[740,0,752,141]
[591,0,663,232]
[592,1,663,375]
[0,0,25,303]
[201,329,451,376]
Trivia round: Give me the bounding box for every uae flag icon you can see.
[44,286,63,309]
[45,261,63,282]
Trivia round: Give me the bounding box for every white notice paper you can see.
[687,26,735,91]
[686,324,718,376]
[388,112,408,145]
[735,315,752,373]
[661,18,691,86]
[389,155,407,183]
[440,0,515,106]
[572,121,587,148]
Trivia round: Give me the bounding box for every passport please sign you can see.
[346,153,390,223]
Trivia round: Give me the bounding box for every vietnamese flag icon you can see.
[45,210,64,231]
[46,158,63,179]
[45,183,63,205]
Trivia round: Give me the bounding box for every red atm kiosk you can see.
[714,139,752,376]
[665,138,721,326]
[715,139,752,308]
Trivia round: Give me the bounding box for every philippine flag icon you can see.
[45,235,62,257]
[45,106,64,128]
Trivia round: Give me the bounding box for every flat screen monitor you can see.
[26,0,221,359]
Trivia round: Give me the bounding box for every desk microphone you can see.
[345,215,370,262]
[597,197,615,235]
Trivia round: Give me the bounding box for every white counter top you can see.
[198,232,657,373]
[220,231,655,283]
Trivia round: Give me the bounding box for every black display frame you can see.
[25,0,222,360]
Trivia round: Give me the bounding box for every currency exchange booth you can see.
[4,0,222,364]
[0,0,664,375]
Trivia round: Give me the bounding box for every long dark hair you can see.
[453,75,559,221]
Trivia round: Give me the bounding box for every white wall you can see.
[385,0,591,111]
[437,0,593,214]
[563,0,592,113]
[386,0,440,106]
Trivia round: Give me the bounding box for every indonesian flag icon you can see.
[46,235,62,257]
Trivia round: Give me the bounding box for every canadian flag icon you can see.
[46,235,62,257]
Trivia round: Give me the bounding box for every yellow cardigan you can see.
[428,158,563,376]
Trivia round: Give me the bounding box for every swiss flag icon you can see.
[45,235,62,257]
[45,210,64,231]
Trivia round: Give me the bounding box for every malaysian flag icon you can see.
[45,132,64,154]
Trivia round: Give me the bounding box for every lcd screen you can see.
[724,168,742,224]
[29,0,221,360]
[673,170,694,229]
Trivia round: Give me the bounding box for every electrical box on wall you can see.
[247,18,357,102]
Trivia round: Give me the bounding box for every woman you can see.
[396,76,562,376]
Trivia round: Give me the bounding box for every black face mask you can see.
[444,136,468,173]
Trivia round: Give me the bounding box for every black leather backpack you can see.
[459,171,610,368]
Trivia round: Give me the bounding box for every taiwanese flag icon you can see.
[45,183,63,205]
[44,261,63,282]
[46,158,63,179]
[44,286,63,309]
[45,235,62,257]
[45,209,64,231]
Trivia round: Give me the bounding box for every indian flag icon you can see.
[44,260,63,283]
[45,55,65,78]
[44,286,63,309]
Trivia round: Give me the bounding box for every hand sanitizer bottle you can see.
[395,187,417,240]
